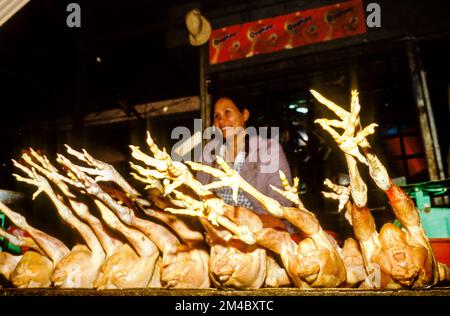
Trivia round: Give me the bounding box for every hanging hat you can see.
[185,9,212,46]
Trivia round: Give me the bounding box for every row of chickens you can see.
[0,90,449,290]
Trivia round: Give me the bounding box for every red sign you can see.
[209,0,367,64]
[209,25,242,64]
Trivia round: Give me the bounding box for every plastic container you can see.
[430,238,450,266]
[4,226,28,255]
[420,207,450,238]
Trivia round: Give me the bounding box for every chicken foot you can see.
[315,89,440,288]
[57,154,210,289]
[188,158,347,287]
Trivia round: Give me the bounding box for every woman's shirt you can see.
[212,145,253,209]
[197,134,294,215]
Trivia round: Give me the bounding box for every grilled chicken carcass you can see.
[314,89,447,288]
[0,201,69,287]
[56,153,210,289]
[48,167,165,289]
[144,184,267,290]
[168,189,268,289]
[129,134,271,289]
[202,223,266,289]
[201,211,267,289]
[26,152,160,289]
[0,251,22,281]
[0,251,21,282]
[321,180,368,287]
[145,184,267,290]
[265,252,292,287]
[129,133,349,288]
[325,155,435,289]
[17,149,160,289]
[163,190,288,289]
[186,158,347,288]
[13,159,106,288]
[0,227,53,288]
[92,201,159,289]
[129,134,280,289]
[339,237,367,287]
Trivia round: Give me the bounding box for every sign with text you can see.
[209,0,367,64]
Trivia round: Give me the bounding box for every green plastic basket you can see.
[419,207,450,238]
[396,179,450,238]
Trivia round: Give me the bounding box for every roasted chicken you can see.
[13,158,106,288]
[1,90,448,291]
[56,151,210,289]
[315,89,448,288]
[129,132,350,288]
[185,157,347,288]
[129,133,269,289]
[0,201,69,287]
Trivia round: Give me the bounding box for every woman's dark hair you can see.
[211,89,251,113]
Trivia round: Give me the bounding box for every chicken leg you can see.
[0,201,69,265]
[187,158,347,287]
[24,149,124,257]
[314,89,441,288]
[0,228,53,288]
[13,158,105,288]
[56,153,210,289]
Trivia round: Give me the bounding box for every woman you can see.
[197,92,295,232]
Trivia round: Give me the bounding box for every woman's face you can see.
[213,97,249,139]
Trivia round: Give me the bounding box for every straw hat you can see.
[185,9,212,46]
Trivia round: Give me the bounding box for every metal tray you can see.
[1,287,449,296]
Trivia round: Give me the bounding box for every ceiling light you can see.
[296,107,308,114]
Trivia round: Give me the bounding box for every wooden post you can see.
[200,44,211,148]
[406,41,444,181]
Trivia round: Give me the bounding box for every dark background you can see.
[1,0,449,128]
